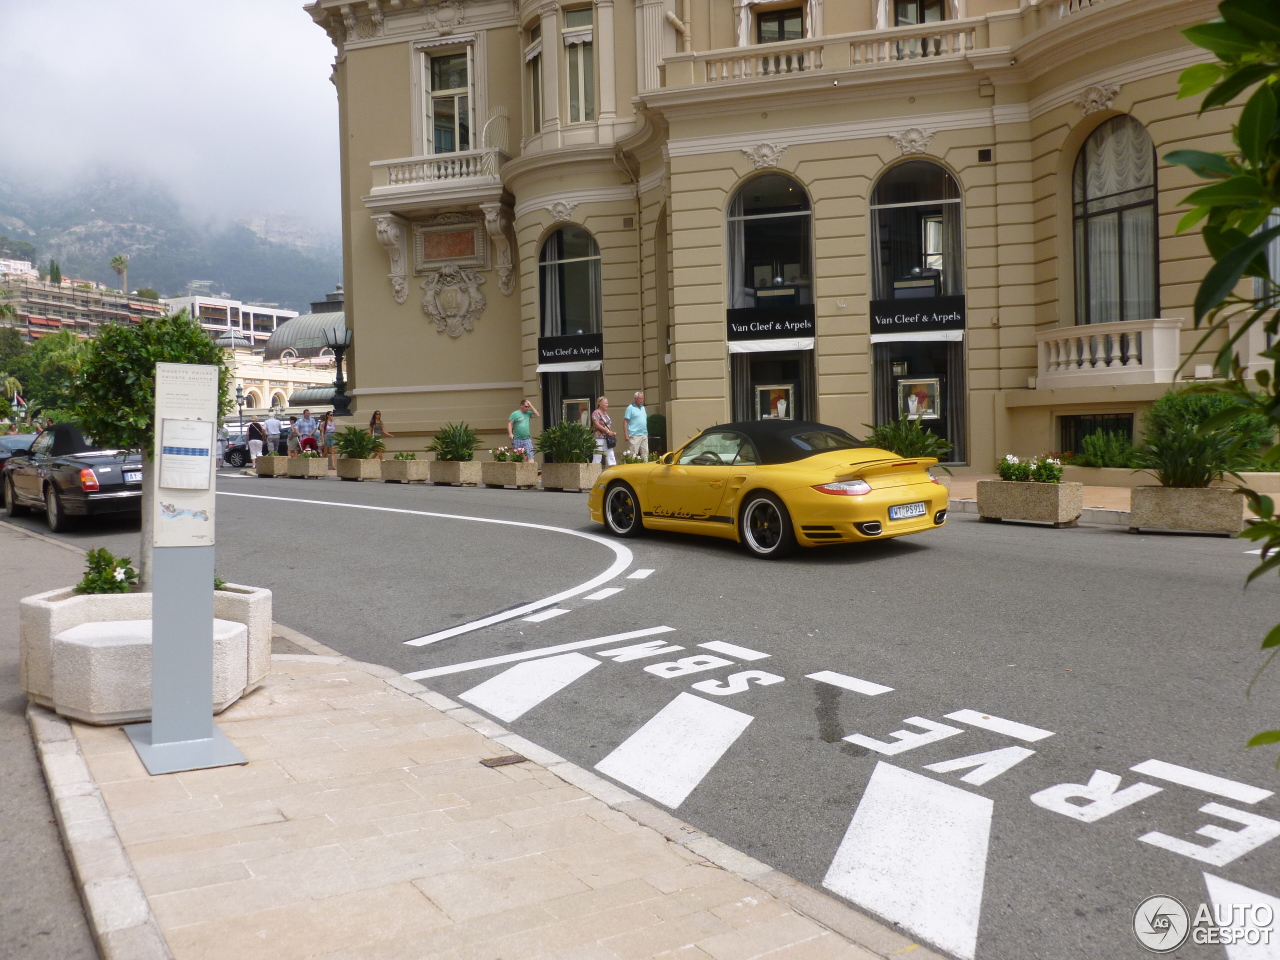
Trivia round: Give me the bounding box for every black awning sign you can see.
[726,305,816,341]
[870,296,966,335]
[538,333,603,365]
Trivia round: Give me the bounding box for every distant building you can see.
[217,328,336,416]
[161,295,299,347]
[262,286,347,408]
[0,259,39,279]
[0,276,166,341]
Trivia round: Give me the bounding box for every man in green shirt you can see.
[507,399,539,458]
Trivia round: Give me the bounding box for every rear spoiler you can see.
[843,457,938,479]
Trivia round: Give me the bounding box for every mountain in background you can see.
[0,168,342,312]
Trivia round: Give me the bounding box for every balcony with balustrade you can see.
[364,147,510,217]
[1034,318,1184,390]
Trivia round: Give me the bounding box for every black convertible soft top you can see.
[691,420,868,465]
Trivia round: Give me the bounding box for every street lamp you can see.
[322,324,354,417]
[235,383,245,437]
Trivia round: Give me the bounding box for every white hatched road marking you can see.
[945,709,1055,743]
[807,670,893,696]
[404,626,674,680]
[595,692,753,809]
[523,608,570,623]
[216,491,633,645]
[1203,874,1280,960]
[458,653,600,722]
[586,587,624,600]
[627,568,655,579]
[699,641,770,661]
[1130,759,1273,805]
[823,761,993,960]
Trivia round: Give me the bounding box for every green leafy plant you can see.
[863,412,954,462]
[647,413,667,438]
[333,426,384,459]
[74,548,138,595]
[1074,431,1141,469]
[214,574,228,591]
[997,454,1062,484]
[621,452,662,464]
[299,450,322,459]
[1137,390,1265,487]
[490,446,529,462]
[393,451,418,461]
[1165,0,1280,758]
[429,422,479,461]
[534,420,596,463]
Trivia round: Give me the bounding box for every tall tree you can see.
[48,259,61,286]
[110,254,129,294]
[1168,0,1280,758]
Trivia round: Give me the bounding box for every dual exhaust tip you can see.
[857,510,947,538]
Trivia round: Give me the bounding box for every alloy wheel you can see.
[605,484,642,537]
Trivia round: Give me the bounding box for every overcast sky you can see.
[0,0,341,231]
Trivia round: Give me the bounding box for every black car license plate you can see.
[124,471,141,483]
[889,501,927,520]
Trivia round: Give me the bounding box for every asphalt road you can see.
[11,467,1280,960]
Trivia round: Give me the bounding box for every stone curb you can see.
[949,497,1129,527]
[26,703,172,960]
[342,656,948,960]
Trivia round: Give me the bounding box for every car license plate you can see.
[889,501,927,520]
[124,471,141,483]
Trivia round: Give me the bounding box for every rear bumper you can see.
[66,490,142,516]
[788,481,949,546]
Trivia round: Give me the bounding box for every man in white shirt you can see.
[263,413,282,456]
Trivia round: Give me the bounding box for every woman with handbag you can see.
[591,396,617,467]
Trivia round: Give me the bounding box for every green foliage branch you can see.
[1074,430,1142,468]
[333,426,384,459]
[997,454,1063,484]
[535,420,596,463]
[863,411,954,464]
[74,548,139,595]
[392,451,418,461]
[1168,0,1280,757]
[430,422,479,461]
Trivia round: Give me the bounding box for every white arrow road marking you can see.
[1203,874,1280,960]
[699,640,770,660]
[945,709,1055,742]
[595,692,753,809]
[217,491,633,645]
[1130,760,1274,805]
[523,608,570,623]
[807,670,893,696]
[823,762,993,960]
[458,653,600,722]
[404,626,674,680]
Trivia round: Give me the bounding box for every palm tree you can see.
[110,254,129,294]
[1,373,21,400]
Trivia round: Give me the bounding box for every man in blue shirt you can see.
[623,391,648,459]
[295,409,319,454]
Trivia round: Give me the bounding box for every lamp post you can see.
[235,383,245,438]
[322,325,354,417]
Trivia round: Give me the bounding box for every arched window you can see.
[540,226,601,336]
[1073,115,1158,324]
[870,160,963,299]
[271,393,287,409]
[727,173,812,309]
[246,391,262,409]
[281,348,297,360]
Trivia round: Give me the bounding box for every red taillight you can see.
[78,468,99,492]
[813,479,871,496]
[929,475,942,484]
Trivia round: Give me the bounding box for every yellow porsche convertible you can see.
[587,419,947,558]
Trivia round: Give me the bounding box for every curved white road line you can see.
[217,491,632,645]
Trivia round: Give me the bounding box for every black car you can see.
[0,432,37,469]
[3,423,143,532]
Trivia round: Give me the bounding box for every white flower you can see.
[1004,454,1018,463]
[113,568,126,582]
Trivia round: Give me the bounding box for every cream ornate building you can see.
[307,0,1233,466]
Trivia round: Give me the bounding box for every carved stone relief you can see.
[1075,84,1121,116]
[427,0,466,34]
[479,201,516,296]
[413,214,489,274]
[373,215,409,305]
[547,200,579,222]
[421,265,487,338]
[889,128,936,155]
[742,143,787,169]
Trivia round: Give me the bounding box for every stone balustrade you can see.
[1035,318,1184,389]
[701,40,825,82]
[371,148,507,189]
[849,19,981,65]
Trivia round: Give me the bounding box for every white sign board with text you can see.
[152,363,218,547]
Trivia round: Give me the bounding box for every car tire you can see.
[45,484,76,533]
[603,482,644,538]
[227,449,249,468]
[4,476,29,517]
[738,492,797,559]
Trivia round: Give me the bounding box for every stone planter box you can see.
[20,583,272,725]
[430,460,481,485]
[336,458,382,481]
[382,459,431,483]
[542,462,602,492]
[1129,485,1246,535]
[482,460,538,489]
[977,480,1083,528]
[287,456,328,478]
[255,456,288,477]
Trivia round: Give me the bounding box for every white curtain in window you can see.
[1088,212,1120,323]
[1082,116,1153,205]
[1122,204,1155,321]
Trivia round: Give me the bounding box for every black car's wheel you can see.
[227,448,249,468]
[738,492,797,559]
[4,476,29,517]
[603,482,643,538]
[45,484,76,533]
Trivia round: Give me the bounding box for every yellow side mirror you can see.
[661,452,675,465]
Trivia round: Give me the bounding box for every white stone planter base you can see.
[287,458,328,478]
[255,457,288,477]
[382,459,431,483]
[336,458,382,481]
[542,462,602,492]
[430,461,481,486]
[976,480,1084,527]
[481,460,539,488]
[1128,485,1246,536]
